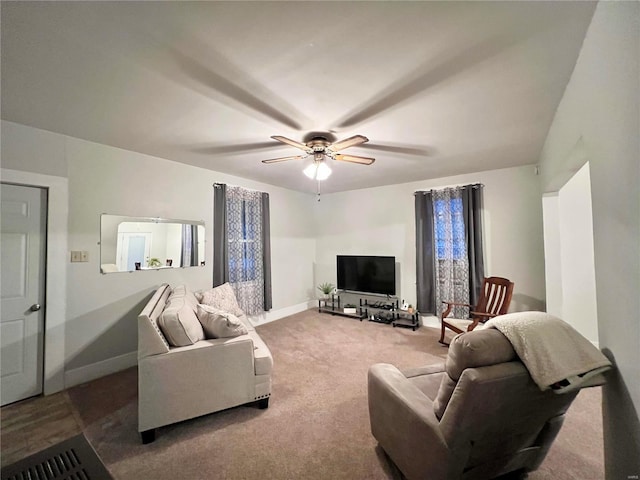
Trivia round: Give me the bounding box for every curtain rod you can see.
[213,182,267,195]
[414,183,484,195]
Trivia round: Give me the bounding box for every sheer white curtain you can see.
[226,186,265,315]
[433,187,470,318]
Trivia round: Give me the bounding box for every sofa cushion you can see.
[196,304,248,338]
[158,287,205,347]
[195,283,245,317]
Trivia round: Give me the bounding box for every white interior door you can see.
[1,183,46,406]
[116,232,152,271]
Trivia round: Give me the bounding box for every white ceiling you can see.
[1,1,596,194]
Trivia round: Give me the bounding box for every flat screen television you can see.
[336,255,396,296]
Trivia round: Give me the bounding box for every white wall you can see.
[314,164,546,323]
[538,3,640,477]
[542,193,562,317]
[1,120,317,386]
[543,163,598,344]
[558,163,598,343]
[1,121,67,177]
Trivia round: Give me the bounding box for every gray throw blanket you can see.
[482,311,611,393]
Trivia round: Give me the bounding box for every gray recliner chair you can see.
[368,328,605,480]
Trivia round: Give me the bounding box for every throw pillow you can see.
[196,304,248,339]
[196,283,245,317]
[158,294,205,347]
[171,284,199,312]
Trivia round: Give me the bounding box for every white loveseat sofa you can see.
[137,283,273,443]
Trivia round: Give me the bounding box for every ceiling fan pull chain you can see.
[317,179,321,202]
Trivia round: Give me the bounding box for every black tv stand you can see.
[318,294,420,330]
[318,294,366,321]
[361,299,397,311]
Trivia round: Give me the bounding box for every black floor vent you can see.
[2,434,112,480]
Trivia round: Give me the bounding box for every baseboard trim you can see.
[249,301,316,326]
[421,315,440,329]
[64,351,137,389]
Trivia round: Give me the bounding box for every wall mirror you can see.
[100,214,205,274]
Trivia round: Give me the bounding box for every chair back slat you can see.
[486,284,502,315]
[477,276,514,319]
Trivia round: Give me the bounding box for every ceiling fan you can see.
[261,134,375,180]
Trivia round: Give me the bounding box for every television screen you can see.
[336,255,396,296]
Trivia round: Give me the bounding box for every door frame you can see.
[1,168,68,395]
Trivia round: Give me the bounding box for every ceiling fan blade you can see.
[362,142,434,156]
[334,154,376,165]
[190,141,279,156]
[262,155,306,164]
[271,136,310,151]
[328,135,369,152]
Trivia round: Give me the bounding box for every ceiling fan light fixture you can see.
[316,161,332,180]
[303,159,332,181]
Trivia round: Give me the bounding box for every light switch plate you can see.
[70,251,82,262]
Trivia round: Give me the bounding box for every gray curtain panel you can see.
[261,193,272,311]
[462,184,485,306]
[213,183,228,287]
[192,225,199,266]
[415,191,436,314]
[180,224,199,267]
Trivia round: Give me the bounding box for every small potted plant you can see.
[147,257,162,268]
[407,304,415,314]
[318,282,335,299]
[318,282,335,307]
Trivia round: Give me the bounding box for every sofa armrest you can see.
[368,363,460,480]
[402,363,446,378]
[138,336,257,432]
[138,284,171,359]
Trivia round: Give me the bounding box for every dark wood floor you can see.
[1,391,83,467]
[1,366,137,468]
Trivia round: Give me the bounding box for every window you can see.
[434,197,466,260]
[228,198,261,282]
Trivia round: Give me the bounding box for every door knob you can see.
[30,303,41,312]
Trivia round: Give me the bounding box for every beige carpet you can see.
[67,309,604,479]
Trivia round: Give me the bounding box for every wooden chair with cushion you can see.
[439,276,514,345]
